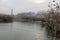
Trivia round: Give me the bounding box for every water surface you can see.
[0,22,59,40]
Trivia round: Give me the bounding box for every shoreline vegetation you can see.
[0,14,13,23]
[43,0,60,38]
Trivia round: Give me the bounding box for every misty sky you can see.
[0,0,60,15]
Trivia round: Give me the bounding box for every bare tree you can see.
[46,0,60,39]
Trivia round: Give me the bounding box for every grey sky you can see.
[0,0,59,15]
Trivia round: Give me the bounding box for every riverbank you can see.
[0,14,13,23]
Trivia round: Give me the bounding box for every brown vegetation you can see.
[43,0,60,37]
[0,15,13,22]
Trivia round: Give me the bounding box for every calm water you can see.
[0,22,59,40]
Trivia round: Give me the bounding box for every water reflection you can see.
[12,22,51,40]
[0,22,60,40]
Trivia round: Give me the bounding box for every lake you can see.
[0,22,59,40]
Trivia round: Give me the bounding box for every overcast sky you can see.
[0,0,59,15]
